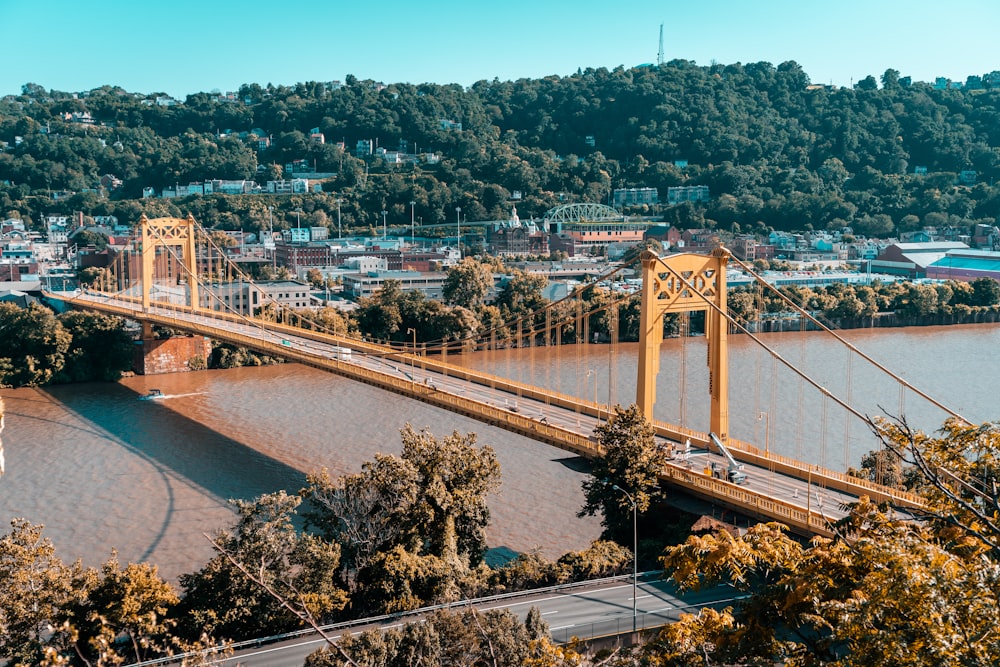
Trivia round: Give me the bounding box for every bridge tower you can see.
[139,214,200,312]
[637,247,731,441]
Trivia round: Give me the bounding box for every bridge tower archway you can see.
[637,247,731,441]
[139,214,200,312]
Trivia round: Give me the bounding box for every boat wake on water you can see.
[139,390,206,401]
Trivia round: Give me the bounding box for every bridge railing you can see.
[647,418,925,509]
[91,300,608,460]
[722,436,925,509]
[103,302,843,534]
[63,294,921,525]
[658,459,836,537]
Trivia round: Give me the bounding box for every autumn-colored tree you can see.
[0,519,93,665]
[304,608,571,667]
[67,555,181,665]
[654,417,1000,666]
[176,491,347,641]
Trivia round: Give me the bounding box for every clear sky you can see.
[2,0,997,99]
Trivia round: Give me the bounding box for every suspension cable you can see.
[728,254,968,424]
[652,255,874,424]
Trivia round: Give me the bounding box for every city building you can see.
[925,249,1000,283]
[200,279,312,315]
[680,228,720,250]
[643,225,683,249]
[667,185,710,204]
[341,270,448,299]
[549,222,647,258]
[613,187,659,207]
[267,179,311,194]
[871,241,971,278]
[486,207,548,256]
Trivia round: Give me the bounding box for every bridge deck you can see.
[52,291,924,536]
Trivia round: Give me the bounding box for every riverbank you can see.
[748,308,1000,333]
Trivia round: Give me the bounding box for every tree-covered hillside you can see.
[2,61,999,237]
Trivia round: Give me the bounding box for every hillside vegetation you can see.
[2,62,998,237]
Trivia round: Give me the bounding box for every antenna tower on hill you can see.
[657,23,664,66]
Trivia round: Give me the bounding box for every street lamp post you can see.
[611,483,638,633]
[455,206,461,258]
[757,411,770,454]
[407,327,417,388]
[758,411,772,492]
[410,200,416,246]
[586,369,599,421]
[268,206,275,270]
[382,209,388,240]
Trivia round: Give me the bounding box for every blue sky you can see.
[2,0,996,98]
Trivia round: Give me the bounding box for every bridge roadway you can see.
[55,291,925,537]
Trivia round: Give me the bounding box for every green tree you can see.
[0,303,72,387]
[893,283,939,317]
[303,426,500,614]
[302,458,419,588]
[442,258,495,309]
[970,277,1000,307]
[398,425,501,566]
[57,310,135,382]
[726,288,758,326]
[579,404,669,543]
[352,279,403,342]
[555,540,633,580]
[76,266,105,288]
[494,270,548,323]
[306,608,565,667]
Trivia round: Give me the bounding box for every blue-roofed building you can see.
[925,249,1000,282]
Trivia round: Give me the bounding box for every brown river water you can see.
[1,324,998,581]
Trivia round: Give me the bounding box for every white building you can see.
[342,270,448,299]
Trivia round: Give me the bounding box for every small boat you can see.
[140,389,165,401]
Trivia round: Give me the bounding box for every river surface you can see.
[1,323,997,581]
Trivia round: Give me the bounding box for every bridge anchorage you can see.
[52,214,959,537]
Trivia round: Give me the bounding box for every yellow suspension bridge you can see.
[47,215,959,537]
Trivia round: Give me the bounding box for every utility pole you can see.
[336,198,342,239]
[410,200,416,245]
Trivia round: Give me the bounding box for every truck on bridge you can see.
[708,432,747,485]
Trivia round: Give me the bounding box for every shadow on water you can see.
[553,456,592,474]
[37,382,311,562]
